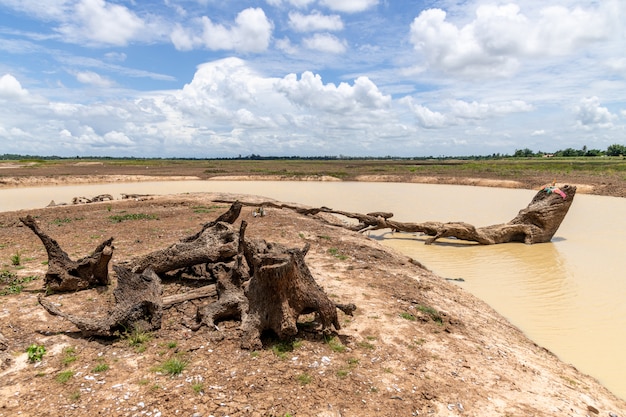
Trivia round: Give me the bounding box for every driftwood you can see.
[38,266,162,337]
[30,202,353,348]
[20,215,114,292]
[72,194,114,204]
[216,184,577,245]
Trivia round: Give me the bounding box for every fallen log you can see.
[20,215,114,292]
[217,183,577,245]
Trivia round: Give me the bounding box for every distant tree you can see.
[606,144,626,156]
[513,148,535,157]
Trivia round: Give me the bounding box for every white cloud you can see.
[302,33,347,54]
[575,96,617,129]
[76,71,113,87]
[276,71,390,113]
[57,0,145,46]
[402,98,447,129]
[171,8,273,53]
[409,3,611,77]
[266,0,315,8]
[319,0,378,13]
[0,74,29,100]
[449,99,533,119]
[288,11,343,32]
[531,130,546,136]
[104,52,127,62]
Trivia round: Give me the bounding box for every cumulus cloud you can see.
[265,0,315,8]
[276,71,390,113]
[319,0,378,13]
[409,3,611,76]
[57,0,145,46]
[0,74,29,100]
[170,8,272,53]
[575,96,617,129]
[302,33,347,54]
[288,11,343,32]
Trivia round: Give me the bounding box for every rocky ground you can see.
[1,189,625,417]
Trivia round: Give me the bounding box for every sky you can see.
[0,0,625,158]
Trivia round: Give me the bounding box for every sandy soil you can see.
[0,189,625,417]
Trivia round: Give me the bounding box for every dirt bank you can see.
[0,193,624,416]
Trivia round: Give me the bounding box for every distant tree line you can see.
[513,144,626,158]
[2,143,625,161]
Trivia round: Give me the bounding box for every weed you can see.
[109,213,158,223]
[416,305,443,324]
[62,346,77,366]
[317,235,331,240]
[347,357,360,366]
[296,373,311,385]
[26,344,46,362]
[125,327,152,348]
[69,391,81,401]
[106,205,112,212]
[137,378,150,386]
[52,218,72,225]
[324,336,346,353]
[336,369,349,378]
[400,312,416,321]
[358,341,375,350]
[157,357,188,376]
[271,340,296,359]
[191,382,204,393]
[92,363,109,373]
[56,370,74,384]
[328,247,348,260]
[250,351,260,358]
[10,251,20,266]
[166,341,177,349]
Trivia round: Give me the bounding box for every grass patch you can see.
[62,346,78,366]
[92,363,109,373]
[328,247,348,260]
[296,373,312,385]
[400,312,416,321]
[124,327,152,352]
[156,357,188,376]
[52,218,72,225]
[56,370,75,384]
[109,213,158,223]
[324,336,346,353]
[191,382,204,393]
[0,271,39,296]
[416,304,444,324]
[271,339,300,359]
[10,251,20,266]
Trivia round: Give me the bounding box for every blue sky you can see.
[0,0,624,158]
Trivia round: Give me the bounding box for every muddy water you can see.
[1,181,625,399]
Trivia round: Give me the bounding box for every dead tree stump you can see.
[20,215,114,292]
[241,241,341,350]
[38,265,162,337]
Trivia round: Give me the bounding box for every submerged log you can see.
[20,215,114,292]
[220,184,577,245]
[38,265,162,337]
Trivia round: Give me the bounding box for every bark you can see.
[38,265,162,337]
[219,184,577,245]
[20,215,114,292]
[162,284,216,307]
[241,240,342,350]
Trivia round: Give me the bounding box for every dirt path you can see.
[0,193,624,416]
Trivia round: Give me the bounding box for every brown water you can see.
[1,180,625,399]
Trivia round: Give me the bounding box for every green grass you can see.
[10,251,20,266]
[108,213,158,223]
[324,336,346,353]
[416,304,444,325]
[62,347,78,366]
[56,370,75,384]
[296,373,311,385]
[400,312,416,321]
[124,327,152,352]
[328,247,348,261]
[191,382,204,393]
[156,357,188,376]
[0,272,39,296]
[92,363,109,373]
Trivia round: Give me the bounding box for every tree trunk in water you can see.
[20,215,114,292]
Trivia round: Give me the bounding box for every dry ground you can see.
[0,191,625,417]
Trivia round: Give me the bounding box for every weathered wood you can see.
[218,184,577,245]
[20,215,114,292]
[241,240,341,350]
[38,266,162,337]
[162,284,217,307]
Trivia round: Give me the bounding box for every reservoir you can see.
[1,180,625,399]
